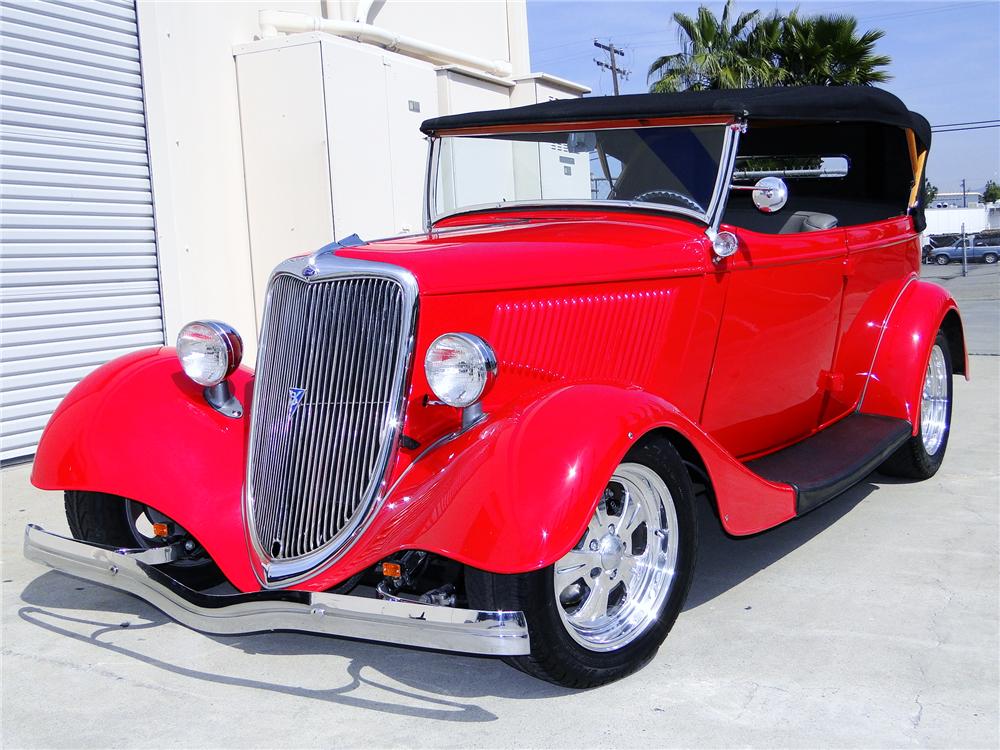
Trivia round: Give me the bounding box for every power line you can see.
[931,119,1000,128]
[932,124,1000,133]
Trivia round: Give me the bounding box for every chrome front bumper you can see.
[23,524,530,656]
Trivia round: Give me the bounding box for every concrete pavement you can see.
[922,262,999,355]
[2,364,997,747]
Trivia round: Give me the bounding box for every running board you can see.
[746,414,912,515]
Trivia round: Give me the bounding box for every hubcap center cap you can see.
[598,534,624,571]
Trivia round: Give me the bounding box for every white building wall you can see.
[137,0,534,358]
[925,205,992,236]
[137,1,325,358]
[323,0,531,75]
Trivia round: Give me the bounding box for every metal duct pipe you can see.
[258,9,514,79]
[354,0,375,24]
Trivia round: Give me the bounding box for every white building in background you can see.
[0,0,589,462]
[925,203,1000,236]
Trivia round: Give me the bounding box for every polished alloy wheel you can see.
[552,463,679,652]
[921,344,949,455]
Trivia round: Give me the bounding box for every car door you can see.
[819,216,920,424]
[700,226,849,458]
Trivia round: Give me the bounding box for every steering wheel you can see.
[632,189,705,214]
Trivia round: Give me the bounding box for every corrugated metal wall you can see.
[0,0,164,462]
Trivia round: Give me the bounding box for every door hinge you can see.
[818,370,845,392]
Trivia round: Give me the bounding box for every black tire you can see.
[878,331,953,479]
[465,439,697,688]
[935,255,950,265]
[984,253,997,264]
[64,490,224,589]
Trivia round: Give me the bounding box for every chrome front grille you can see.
[246,270,412,579]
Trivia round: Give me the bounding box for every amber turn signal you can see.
[381,562,402,578]
[152,522,170,538]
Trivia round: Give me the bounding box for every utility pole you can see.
[594,40,629,95]
[962,178,967,208]
[961,222,968,277]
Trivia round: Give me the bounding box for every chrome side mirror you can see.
[751,176,788,213]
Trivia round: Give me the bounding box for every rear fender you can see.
[859,279,967,430]
[310,384,796,586]
[30,348,259,591]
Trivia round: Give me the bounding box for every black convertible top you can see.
[421,85,931,150]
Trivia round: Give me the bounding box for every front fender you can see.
[297,383,796,590]
[30,348,260,591]
[859,279,966,429]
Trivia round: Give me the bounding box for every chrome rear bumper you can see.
[23,524,530,657]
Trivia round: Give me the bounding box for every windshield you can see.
[430,123,729,224]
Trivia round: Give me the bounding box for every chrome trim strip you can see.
[23,525,530,657]
[423,135,436,233]
[857,274,918,411]
[244,251,420,588]
[427,120,740,228]
[433,199,708,227]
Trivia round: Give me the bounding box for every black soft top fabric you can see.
[420,86,931,150]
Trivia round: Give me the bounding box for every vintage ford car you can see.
[26,86,966,687]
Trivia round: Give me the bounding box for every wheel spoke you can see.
[617,553,639,584]
[587,513,604,540]
[621,501,647,535]
[555,549,599,588]
[594,501,611,531]
[574,577,611,622]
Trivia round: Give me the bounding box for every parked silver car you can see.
[928,237,1000,265]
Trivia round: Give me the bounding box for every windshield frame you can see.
[423,117,741,231]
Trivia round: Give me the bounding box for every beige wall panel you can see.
[236,42,335,315]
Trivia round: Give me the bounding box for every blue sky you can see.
[527,0,1000,194]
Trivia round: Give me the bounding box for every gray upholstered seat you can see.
[779,211,839,234]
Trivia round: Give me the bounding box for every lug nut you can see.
[589,539,599,551]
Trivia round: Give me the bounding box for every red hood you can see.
[335,211,711,295]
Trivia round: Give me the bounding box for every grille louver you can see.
[247,272,410,579]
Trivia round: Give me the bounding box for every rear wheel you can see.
[984,253,997,264]
[935,254,950,265]
[64,491,224,589]
[879,331,953,479]
[466,440,697,687]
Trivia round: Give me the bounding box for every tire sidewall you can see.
[915,333,954,474]
[519,441,698,676]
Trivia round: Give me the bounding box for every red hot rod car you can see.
[26,86,965,687]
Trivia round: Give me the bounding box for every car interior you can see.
[722,121,915,234]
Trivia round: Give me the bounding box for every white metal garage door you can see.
[0,0,163,462]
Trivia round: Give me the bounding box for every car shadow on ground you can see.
[16,476,888,713]
[684,478,880,610]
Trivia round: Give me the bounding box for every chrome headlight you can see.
[176,320,243,387]
[424,333,497,408]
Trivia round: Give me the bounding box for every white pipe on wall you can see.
[258,9,514,79]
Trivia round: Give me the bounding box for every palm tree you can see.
[647,3,891,92]
[647,0,780,93]
[777,13,891,86]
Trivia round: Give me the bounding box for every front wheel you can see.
[878,331,953,479]
[466,440,697,687]
[64,491,224,589]
[935,254,950,265]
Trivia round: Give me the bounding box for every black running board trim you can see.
[746,414,912,515]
